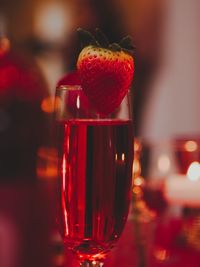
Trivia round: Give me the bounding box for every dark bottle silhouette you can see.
[0,39,49,182]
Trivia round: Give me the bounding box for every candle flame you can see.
[187,161,200,181]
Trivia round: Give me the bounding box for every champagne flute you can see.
[54,85,133,267]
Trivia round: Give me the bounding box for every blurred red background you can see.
[0,0,200,266]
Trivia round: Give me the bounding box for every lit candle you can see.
[164,162,200,207]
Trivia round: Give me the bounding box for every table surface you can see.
[0,181,200,267]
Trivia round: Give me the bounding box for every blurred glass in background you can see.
[0,14,49,182]
[133,137,200,267]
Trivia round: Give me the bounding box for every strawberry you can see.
[76,28,135,115]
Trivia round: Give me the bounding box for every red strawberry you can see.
[76,28,135,115]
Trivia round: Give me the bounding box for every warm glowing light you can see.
[36,147,58,180]
[134,139,141,152]
[133,186,142,195]
[133,159,141,175]
[154,248,169,261]
[157,154,170,173]
[41,96,61,113]
[121,153,125,161]
[41,96,54,113]
[115,154,118,161]
[187,161,200,181]
[134,176,144,186]
[184,217,200,251]
[184,141,198,152]
[34,2,72,42]
[0,37,10,55]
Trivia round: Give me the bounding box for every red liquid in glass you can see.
[57,119,133,260]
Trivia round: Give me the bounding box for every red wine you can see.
[57,119,133,260]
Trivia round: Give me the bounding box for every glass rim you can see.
[56,84,82,91]
[57,84,132,93]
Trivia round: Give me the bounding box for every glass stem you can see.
[80,260,104,267]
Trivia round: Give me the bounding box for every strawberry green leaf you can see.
[120,35,136,50]
[95,28,109,48]
[77,28,99,48]
[109,43,121,51]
